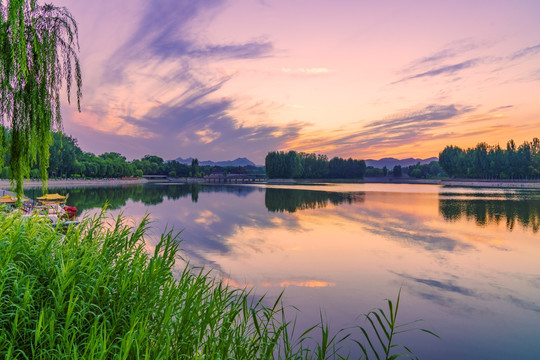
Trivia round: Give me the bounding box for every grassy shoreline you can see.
[0,210,436,359]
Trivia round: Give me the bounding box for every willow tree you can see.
[0,0,82,200]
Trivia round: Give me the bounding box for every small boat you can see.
[35,193,79,226]
[1,191,79,228]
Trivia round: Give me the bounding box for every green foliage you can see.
[439,138,540,179]
[0,1,82,199]
[131,157,196,178]
[266,151,365,179]
[47,132,83,178]
[365,167,385,177]
[406,162,446,179]
[1,166,9,179]
[328,157,366,179]
[0,210,438,359]
[191,158,199,177]
[355,289,439,360]
[0,131,137,179]
[392,165,402,177]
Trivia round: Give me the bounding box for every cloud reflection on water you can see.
[45,183,540,359]
[399,274,476,297]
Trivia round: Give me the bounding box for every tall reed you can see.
[0,209,436,359]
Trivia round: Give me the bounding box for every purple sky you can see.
[54,0,540,164]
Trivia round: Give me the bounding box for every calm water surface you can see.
[38,183,540,359]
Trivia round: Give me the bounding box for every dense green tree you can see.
[265,151,284,178]
[0,0,82,200]
[365,166,385,177]
[191,158,199,177]
[328,157,346,178]
[166,160,190,177]
[266,151,365,179]
[439,146,463,177]
[285,151,302,178]
[48,132,82,178]
[298,152,329,178]
[265,151,289,178]
[407,161,446,179]
[0,127,261,180]
[439,138,540,179]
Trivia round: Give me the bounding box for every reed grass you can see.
[354,289,439,360]
[0,209,436,359]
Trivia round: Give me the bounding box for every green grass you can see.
[0,209,437,359]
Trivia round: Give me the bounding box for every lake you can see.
[36,182,540,359]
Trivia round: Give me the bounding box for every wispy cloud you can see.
[287,104,474,158]
[509,43,540,61]
[393,59,479,84]
[405,39,485,70]
[112,92,305,161]
[70,0,301,161]
[489,105,513,112]
[103,0,272,83]
[366,104,471,131]
[394,39,540,87]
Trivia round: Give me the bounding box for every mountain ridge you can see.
[171,156,437,169]
[174,157,258,167]
[365,157,438,169]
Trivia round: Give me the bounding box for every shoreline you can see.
[1,177,539,190]
[439,179,540,189]
[0,178,149,189]
[267,177,540,189]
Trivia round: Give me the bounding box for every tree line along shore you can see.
[1,131,539,185]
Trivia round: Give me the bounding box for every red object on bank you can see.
[63,206,77,220]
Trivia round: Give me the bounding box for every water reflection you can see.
[27,183,540,359]
[265,188,365,212]
[439,198,540,232]
[59,184,367,215]
[27,183,257,211]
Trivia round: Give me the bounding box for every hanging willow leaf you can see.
[0,0,82,202]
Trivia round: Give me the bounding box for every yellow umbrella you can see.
[37,193,66,201]
[0,195,16,203]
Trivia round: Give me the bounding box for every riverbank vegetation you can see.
[0,210,436,359]
[0,131,263,180]
[439,138,540,179]
[265,151,366,179]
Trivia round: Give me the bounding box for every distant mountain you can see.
[365,157,438,169]
[174,157,258,167]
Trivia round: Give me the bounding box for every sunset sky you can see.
[55,0,540,164]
